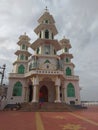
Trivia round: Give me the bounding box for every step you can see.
[19,102,75,112]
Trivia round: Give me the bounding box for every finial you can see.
[45,6,48,12]
[24,32,26,35]
[63,36,65,39]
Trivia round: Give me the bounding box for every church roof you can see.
[15,50,31,56]
[19,33,30,41]
[17,33,31,46]
[13,60,28,65]
[17,41,31,46]
[31,38,61,51]
[38,11,55,24]
[34,24,58,35]
[59,37,72,49]
[60,53,73,59]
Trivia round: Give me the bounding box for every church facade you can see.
[7,9,81,105]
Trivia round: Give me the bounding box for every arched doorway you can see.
[39,86,48,102]
[29,85,33,102]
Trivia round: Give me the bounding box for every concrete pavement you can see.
[0,106,98,130]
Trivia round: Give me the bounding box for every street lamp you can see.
[0,64,6,86]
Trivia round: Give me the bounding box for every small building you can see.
[7,9,81,105]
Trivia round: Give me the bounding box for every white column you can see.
[31,76,39,103]
[55,76,61,103]
[62,81,69,103]
[42,30,44,39]
[32,85,37,102]
[55,85,61,102]
[24,87,27,102]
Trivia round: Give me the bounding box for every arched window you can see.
[29,63,32,71]
[22,44,25,50]
[44,59,50,64]
[45,30,49,39]
[57,59,60,69]
[40,32,41,38]
[45,20,49,23]
[18,64,25,74]
[64,47,68,52]
[66,58,69,63]
[54,49,56,55]
[36,47,39,54]
[26,46,28,50]
[44,44,50,54]
[67,83,75,97]
[20,54,24,60]
[52,33,54,39]
[66,67,72,76]
[13,81,22,96]
[26,56,28,60]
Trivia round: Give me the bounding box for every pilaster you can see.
[55,76,61,102]
[31,76,39,103]
[55,85,61,102]
[24,87,28,102]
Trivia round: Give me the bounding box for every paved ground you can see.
[0,106,98,130]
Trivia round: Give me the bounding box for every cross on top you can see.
[45,6,48,12]
[24,32,26,35]
[63,36,65,39]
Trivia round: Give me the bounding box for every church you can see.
[7,8,81,105]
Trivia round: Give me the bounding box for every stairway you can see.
[19,102,75,112]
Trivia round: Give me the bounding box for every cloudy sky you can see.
[0,0,98,101]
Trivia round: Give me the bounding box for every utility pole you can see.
[0,64,6,86]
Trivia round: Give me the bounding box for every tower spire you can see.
[24,32,26,35]
[63,36,65,39]
[45,6,48,12]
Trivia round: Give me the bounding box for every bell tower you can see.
[13,33,31,74]
[60,37,75,76]
[31,8,61,56]
[30,8,61,71]
[34,7,58,40]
